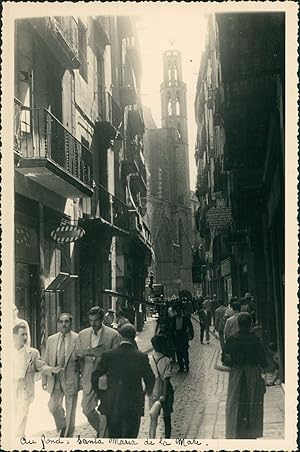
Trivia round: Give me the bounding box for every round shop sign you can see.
[50,225,85,243]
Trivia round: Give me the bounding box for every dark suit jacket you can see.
[91,342,155,417]
[170,316,194,340]
[198,308,211,326]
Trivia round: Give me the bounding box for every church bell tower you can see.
[160,47,190,206]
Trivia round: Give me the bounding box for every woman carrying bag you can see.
[222,312,267,439]
[148,335,174,439]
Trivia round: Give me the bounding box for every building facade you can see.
[194,13,285,379]
[14,15,153,349]
[144,49,193,297]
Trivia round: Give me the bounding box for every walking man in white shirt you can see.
[75,306,120,437]
[13,323,61,438]
[13,304,31,346]
[42,313,80,437]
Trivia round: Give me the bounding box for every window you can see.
[175,98,180,116]
[168,65,172,81]
[78,21,88,82]
[176,123,182,141]
[168,98,172,116]
[174,65,178,81]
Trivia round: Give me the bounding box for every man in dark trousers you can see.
[170,305,194,372]
[91,324,155,438]
[198,304,211,344]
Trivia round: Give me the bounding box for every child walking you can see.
[148,334,174,438]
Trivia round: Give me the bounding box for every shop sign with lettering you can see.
[206,207,232,228]
[221,258,231,277]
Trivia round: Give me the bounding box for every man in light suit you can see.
[13,323,61,438]
[42,313,80,437]
[75,306,120,437]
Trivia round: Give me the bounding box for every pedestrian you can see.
[222,312,267,438]
[162,308,177,361]
[75,306,120,437]
[214,300,227,349]
[197,304,211,344]
[266,343,281,386]
[42,313,80,437]
[211,294,218,331]
[91,324,155,438]
[148,335,174,439]
[117,310,130,330]
[103,309,115,328]
[126,304,136,325]
[224,302,241,342]
[240,297,248,312]
[13,304,31,346]
[170,307,194,372]
[247,293,256,324]
[202,295,212,326]
[12,323,61,438]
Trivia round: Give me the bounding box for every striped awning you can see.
[50,225,85,243]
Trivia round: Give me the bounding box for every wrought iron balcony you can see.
[129,209,152,251]
[106,92,123,131]
[82,184,129,234]
[120,65,138,107]
[124,36,140,71]
[127,104,144,137]
[30,16,80,69]
[122,143,147,194]
[196,169,209,198]
[98,185,129,232]
[14,98,93,198]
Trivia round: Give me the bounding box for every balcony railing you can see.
[14,98,92,188]
[30,16,80,69]
[106,92,123,130]
[129,209,152,249]
[120,65,138,107]
[97,185,129,232]
[14,98,22,155]
[124,144,147,186]
[127,104,144,137]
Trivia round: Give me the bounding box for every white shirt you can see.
[14,345,27,379]
[57,332,70,361]
[91,328,103,348]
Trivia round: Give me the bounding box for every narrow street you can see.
[26,317,284,439]
[5,6,294,450]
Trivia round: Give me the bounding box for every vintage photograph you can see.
[1,1,298,450]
